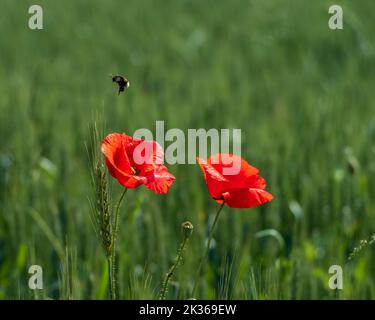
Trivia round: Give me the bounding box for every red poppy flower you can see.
[101,133,175,194]
[197,154,273,208]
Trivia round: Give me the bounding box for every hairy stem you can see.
[110,188,127,299]
[159,237,189,299]
[191,202,225,297]
[107,257,113,299]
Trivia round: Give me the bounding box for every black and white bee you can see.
[110,74,130,95]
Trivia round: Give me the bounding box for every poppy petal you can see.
[143,166,176,194]
[245,175,267,190]
[207,154,259,181]
[222,188,274,208]
[102,132,175,193]
[197,157,230,199]
[101,133,133,175]
[127,139,164,169]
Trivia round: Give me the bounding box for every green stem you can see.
[191,202,225,297]
[107,257,113,299]
[110,188,127,300]
[159,237,189,299]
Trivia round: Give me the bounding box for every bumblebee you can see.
[110,75,130,95]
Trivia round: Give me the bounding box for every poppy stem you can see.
[107,257,113,299]
[110,187,127,299]
[159,236,189,299]
[191,202,225,297]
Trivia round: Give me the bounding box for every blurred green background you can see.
[0,0,375,299]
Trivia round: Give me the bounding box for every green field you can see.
[1,0,375,299]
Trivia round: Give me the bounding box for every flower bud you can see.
[181,221,194,239]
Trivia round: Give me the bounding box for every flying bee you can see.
[110,74,130,95]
